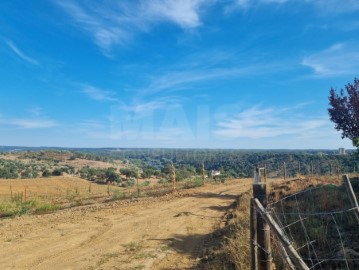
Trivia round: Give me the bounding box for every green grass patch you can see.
[0,198,61,218]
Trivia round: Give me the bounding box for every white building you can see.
[211,170,221,178]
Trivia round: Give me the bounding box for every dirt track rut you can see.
[0,180,252,270]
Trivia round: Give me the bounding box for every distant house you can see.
[338,148,346,155]
[211,170,221,178]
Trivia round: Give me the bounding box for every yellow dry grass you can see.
[0,176,120,202]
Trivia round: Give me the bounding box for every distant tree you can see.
[329,78,359,149]
[120,168,138,179]
[52,168,63,176]
[42,170,51,177]
[105,168,120,182]
[141,167,156,178]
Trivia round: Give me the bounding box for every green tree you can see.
[141,167,156,178]
[52,168,63,176]
[105,168,120,182]
[120,168,138,179]
[329,78,359,149]
[42,170,51,177]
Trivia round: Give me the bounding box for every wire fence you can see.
[252,175,359,270]
[252,159,358,181]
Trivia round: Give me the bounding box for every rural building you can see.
[211,170,221,178]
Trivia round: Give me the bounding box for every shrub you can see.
[112,189,124,200]
[42,170,51,177]
[141,180,151,187]
[127,178,136,187]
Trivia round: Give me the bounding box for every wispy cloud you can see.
[0,117,56,129]
[260,0,288,3]
[142,0,206,29]
[140,62,283,96]
[227,0,287,11]
[302,43,359,76]
[122,96,183,114]
[6,40,39,66]
[82,85,118,102]
[306,0,359,14]
[214,105,328,139]
[55,0,212,54]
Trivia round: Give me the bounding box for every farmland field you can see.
[0,176,122,203]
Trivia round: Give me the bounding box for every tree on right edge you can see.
[328,78,359,149]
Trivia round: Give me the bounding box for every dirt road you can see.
[0,180,252,270]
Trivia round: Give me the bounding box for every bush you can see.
[141,180,151,187]
[42,170,51,177]
[158,178,169,184]
[52,168,62,176]
[112,189,124,200]
[192,177,204,187]
[127,178,136,187]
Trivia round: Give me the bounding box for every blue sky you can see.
[1,0,358,149]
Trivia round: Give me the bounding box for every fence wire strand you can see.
[268,178,359,270]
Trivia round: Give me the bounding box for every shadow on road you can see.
[152,195,242,269]
[190,192,239,201]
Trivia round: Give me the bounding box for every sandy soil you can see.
[0,179,252,270]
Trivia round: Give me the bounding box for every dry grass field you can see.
[0,176,121,202]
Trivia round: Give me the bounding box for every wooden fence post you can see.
[171,162,176,192]
[264,163,267,183]
[202,161,205,185]
[253,199,309,270]
[136,177,140,197]
[343,175,359,224]
[310,161,314,177]
[253,183,272,270]
[250,199,258,270]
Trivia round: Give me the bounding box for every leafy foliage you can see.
[329,78,359,145]
[120,168,138,179]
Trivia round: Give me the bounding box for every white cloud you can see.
[142,0,205,29]
[140,62,281,96]
[306,0,359,14]
[82,85,118,102]
[122,96,182,114]
[6,40,39,66]
[0,117,56,129]
[229,0,287,10]
[55,0,212,54]
[302,43,359,76]
[214,105,329,139]
[261,0,288,3]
